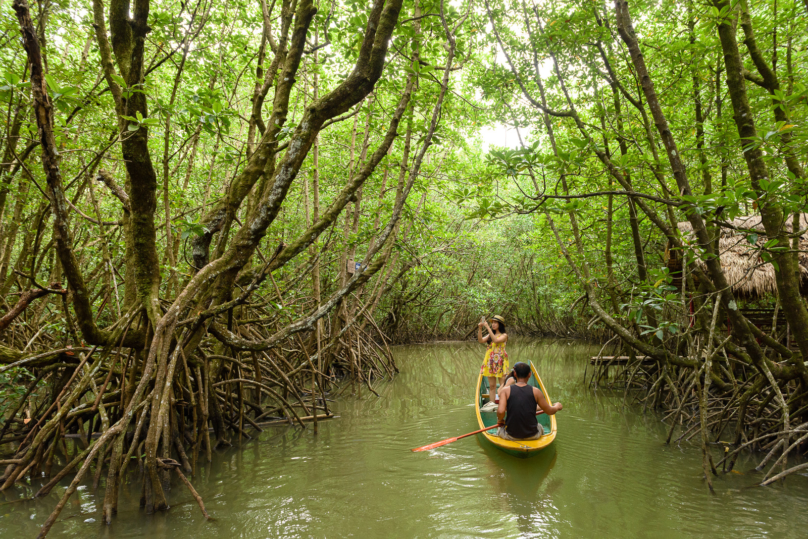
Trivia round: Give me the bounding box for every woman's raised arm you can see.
[484,320,507,343]
[477,318,489,344]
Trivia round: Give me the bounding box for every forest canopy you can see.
[1,0,807,532]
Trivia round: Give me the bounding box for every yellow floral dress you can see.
[481,340,508,377]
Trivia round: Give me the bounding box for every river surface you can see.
[3,340,808,538]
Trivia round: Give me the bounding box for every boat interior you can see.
[476,361,556,455]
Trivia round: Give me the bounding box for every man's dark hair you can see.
[513,362,530,379]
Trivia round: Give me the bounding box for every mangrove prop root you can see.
[159,459,214,520]
[588,318,808,485]
[2,0,414,531]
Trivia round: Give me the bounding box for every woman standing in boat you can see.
[478,315,508,404]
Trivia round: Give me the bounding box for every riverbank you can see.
[3,340,808,537]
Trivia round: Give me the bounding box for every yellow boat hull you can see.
[475,361,557,458]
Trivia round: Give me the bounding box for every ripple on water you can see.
[3,340,808,538]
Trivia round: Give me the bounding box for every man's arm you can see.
[497,386,509,424]
[534,387,563,415]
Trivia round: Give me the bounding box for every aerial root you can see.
[589,329,808,490]
[158,458,213,520]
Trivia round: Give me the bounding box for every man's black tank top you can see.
[505,384,539,439]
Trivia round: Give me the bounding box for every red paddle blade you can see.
[411,437,459,452]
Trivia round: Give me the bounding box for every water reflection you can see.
[480,442,559,537]
[3,340,808,538]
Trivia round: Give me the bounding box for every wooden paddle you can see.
[411,410,546,452]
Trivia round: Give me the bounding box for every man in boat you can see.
[496,362,562,441]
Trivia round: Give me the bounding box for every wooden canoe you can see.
[475,360,557,458]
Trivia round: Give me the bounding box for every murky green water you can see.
[3,340,808,538]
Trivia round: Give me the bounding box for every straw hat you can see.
[489,315,505,325]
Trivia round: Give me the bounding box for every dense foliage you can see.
[0,0,807,531]
[474,0,808,491]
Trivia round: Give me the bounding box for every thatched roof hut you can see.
[671,215,808,299]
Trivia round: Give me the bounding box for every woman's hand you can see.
[476,318,487,344]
